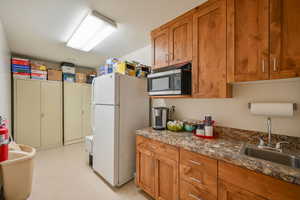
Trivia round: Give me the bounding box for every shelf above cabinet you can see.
[150,95,192,99]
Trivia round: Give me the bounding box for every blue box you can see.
[63,73,75,82]
[12,64,30,69]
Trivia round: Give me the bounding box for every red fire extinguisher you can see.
[0,116,9,162]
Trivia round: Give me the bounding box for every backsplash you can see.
[214,126,300,152]
[153,79,300,137]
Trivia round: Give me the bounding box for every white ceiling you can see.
[0,0,206,67]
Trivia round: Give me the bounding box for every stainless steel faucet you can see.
[267,117,272,147]
[257,117,289,153]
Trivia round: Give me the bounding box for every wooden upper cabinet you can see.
[270,0,300,79]
[152,14,193,69]
[152,28,169,69]
[227,0,270,82]
[169,15,193,66]
[192,0,231,98]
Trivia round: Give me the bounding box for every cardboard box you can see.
[48,69,62,81]
[76,73,87,83]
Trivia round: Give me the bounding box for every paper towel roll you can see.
[250,103,294,117]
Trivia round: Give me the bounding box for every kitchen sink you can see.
[241,146,300,169]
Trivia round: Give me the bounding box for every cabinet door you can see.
[155,154,178,200]
[227,0,269,82]
[192,0,231,98]
[64,82,83,143]
[152,28,169,69]
[81,84,92,136]
[270,0,300,79]
[136,147,156,198]
[41,81,62,148]
[15,80,41,148]
[169,15,193,66]
[218,180,268,200]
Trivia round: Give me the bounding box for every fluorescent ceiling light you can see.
[67,11,117,52]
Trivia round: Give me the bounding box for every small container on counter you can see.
[204,123,214,137]
[196,123,205,136]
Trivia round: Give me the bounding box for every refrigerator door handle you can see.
[91,78,96,134]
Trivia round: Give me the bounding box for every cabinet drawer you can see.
[136,136,159,152]
[136,136,179,161]
[152,140,179,161]
[180,149,218,197]
[180,180,216,200]
[219,161,300,200]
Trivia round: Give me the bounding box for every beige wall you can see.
[154,79,300,137]
[121,45,152,66]
[121,46,300,137]
[0,19,11,131]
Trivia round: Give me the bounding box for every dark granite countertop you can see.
[136,127,300,186]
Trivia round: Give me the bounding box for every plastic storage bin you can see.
[0,144,36,200]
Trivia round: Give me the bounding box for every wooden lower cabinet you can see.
[219,161,300,200]
[180,149,218,200]
[136,146,156,198]
[155,154,179,200]
[136,136,179,200]
[218,180,268,200]
[136,136,300,200]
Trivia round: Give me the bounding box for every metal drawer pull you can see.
[190,177,202,184]
[262,59,265,72]
[189,193,203,200]
[189,160,202,166]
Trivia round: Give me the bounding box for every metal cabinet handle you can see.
[188,193,203,200]
[262,59,265,73]
[165,54,169,63]
[189,160,202,166]
[190,177,202,184]
[273,58,277,72]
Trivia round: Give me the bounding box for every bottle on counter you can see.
[204,114,214,137]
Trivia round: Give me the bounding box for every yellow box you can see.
[116,61,136,76]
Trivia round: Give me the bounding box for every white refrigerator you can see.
[92,73,149,187]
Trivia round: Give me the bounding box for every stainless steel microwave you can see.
[147,63,192,96]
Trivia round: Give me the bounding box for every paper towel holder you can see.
[248,103,297,111]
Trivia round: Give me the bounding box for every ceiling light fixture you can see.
[67,11,117,52]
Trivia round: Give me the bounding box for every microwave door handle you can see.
[147,78,151,92]
[169,75,174,91]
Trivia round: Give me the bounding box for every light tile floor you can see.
[28,143,151,200]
